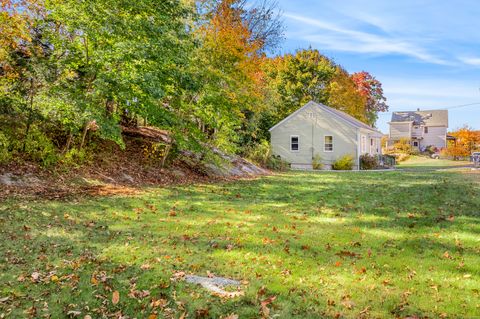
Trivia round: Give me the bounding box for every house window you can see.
[413,141,419,147]
[290,136,299,151]
[361,136,366,153]
[324,136,333,152]
[424,127,429,134]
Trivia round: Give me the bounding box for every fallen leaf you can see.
[141,263,151,270]
[112,291,120,305]
[260,296,276,318]
[31,272,40,282]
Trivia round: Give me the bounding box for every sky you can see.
[274,0,480,133]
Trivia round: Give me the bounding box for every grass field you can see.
[1,168,480,318]
[397,155,472,169]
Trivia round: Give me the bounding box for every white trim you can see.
[290,135,299,152]
[323,135,333,152]
[361,135,367,154]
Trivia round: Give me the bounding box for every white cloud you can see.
[459,56,480,66]
[284,13,449,65]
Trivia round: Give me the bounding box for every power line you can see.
[382,102,480,114]
[443,102,480,110]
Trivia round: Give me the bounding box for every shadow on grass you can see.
[1,169,479,318]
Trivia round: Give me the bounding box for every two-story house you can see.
[388,109,448,150]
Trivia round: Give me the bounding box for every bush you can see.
[396,153,410,162]
[312,154,323,170]
[393,138,412,154]
[59,148,91,167]
[266,155,289,171]
[332,154,354,170]
[424,145,437,155]
[245,140,271,166]
[0,132,11,164]
[360,154,378,170]
[22,128,58,166]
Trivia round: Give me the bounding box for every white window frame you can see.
[290,135,299,152]
[361,135,367,153]
[324,135,333,152]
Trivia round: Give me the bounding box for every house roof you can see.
[390,110,448,127]
[269,101,382,136]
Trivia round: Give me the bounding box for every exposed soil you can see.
[0,135,268,201]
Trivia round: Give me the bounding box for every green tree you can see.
[263,49,336,123]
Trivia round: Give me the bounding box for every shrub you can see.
[0,132,11,164]
[22,128,58,166]
[245,140,271,166]
[360,154,378,170]
[424,145,437,155]
[332,154,354,170]
[312,154,323,170]
[396,153,410,162]
[393,138,412,154]
[60,148,91,168]
[266,155,289,171]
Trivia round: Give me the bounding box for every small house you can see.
[269,101,383,170]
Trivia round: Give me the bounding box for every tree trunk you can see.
[23,78,35,152]
[79,124,89,150]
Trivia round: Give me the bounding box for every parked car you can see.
[431,152,441,159]
[471,152,480,162]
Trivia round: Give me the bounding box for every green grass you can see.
[398,155,472,169]
[1,170,480,318]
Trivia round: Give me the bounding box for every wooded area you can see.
[0,0,388,167]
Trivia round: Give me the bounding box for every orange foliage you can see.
[446,126,480,157]
[198,0,266,103]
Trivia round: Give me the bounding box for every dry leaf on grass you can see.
[112,291,120,305]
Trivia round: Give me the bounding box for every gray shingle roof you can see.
[391,110,448,127]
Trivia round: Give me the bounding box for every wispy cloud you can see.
[458,56,480,66]
[284,13,449,65]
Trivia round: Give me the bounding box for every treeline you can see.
[0,0,388,166]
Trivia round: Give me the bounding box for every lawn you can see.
[1,169,480,318]
[398,155,472,170]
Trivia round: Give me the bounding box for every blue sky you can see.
[275,0,480,133]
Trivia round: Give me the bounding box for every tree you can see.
[447,125,480,158]
[263,49,336,123]
[188,0,281,152]
[351,71,389,126]
[327,66,367,122]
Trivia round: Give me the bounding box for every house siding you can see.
[270,103,359,169]
[421,126,446,148]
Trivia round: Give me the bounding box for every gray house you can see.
[388,109,448,150]
[269,101,383,170]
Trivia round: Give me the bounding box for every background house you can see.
[269,101,383,170]
[388,109,448,150]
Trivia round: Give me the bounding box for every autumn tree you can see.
[446,125,480,158]
[189,0,282,152]
[327,66,367,122]
[351,71,389,126]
